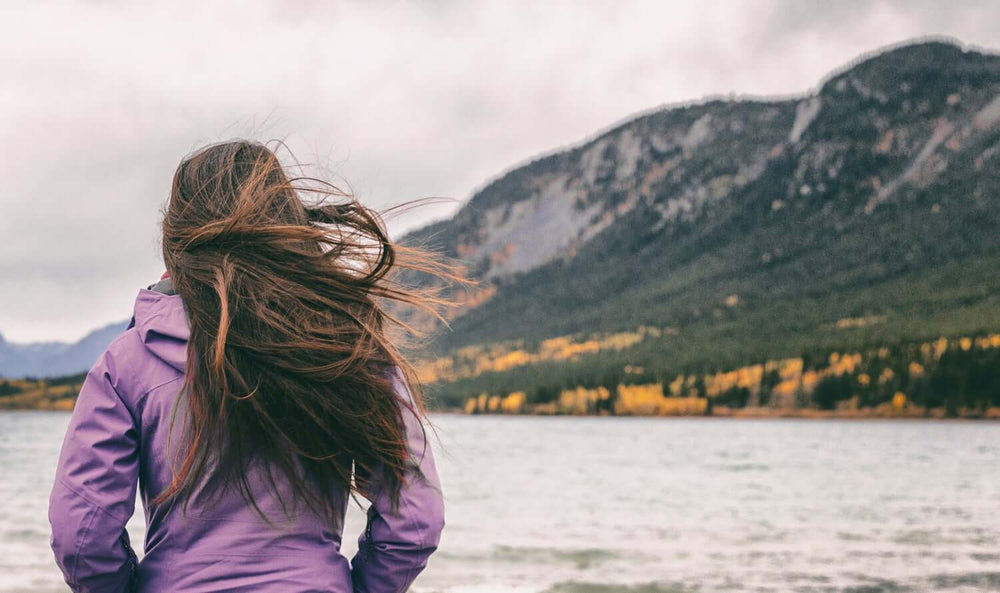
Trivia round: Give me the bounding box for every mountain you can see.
[0,321,128,379]
[6,39,1000,415]
[397,40,1000,407]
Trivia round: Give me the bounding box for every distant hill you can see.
[395,40,1000,408]
[0,321,127,379]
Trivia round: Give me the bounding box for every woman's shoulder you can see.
[91,321,184,421]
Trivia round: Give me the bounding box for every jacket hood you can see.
[127,277,190,372]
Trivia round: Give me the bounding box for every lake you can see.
[1,412,998,592]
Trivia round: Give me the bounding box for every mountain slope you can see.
[397,41,1000,404]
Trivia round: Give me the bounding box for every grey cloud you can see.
[1,0,999,342]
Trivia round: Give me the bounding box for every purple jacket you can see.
[48,280,445,592]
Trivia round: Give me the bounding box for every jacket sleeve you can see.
[350,366,445,593]
[49,347,140,593]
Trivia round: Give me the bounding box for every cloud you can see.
[2,0,999,342]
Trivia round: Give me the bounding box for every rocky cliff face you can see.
[401,41,1000,363]
[411,97,797,281]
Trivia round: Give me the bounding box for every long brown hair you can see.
[153,139,473,528]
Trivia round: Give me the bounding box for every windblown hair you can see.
[153,139,473,529]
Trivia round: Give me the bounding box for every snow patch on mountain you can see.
[789,97,821,143]
[681,114,713,152]
[974,94,1000,129]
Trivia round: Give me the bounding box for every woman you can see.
[48,140,473,592]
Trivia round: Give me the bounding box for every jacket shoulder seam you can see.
[105,328,184,422]
[142,375,185,401]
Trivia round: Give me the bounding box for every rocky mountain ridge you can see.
[394,40,1000,405]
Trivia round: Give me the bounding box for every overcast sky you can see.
[2,0,999,343]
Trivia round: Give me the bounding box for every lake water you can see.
[1,412,999,593]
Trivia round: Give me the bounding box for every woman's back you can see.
[47,140,464,593]
[49,277,444,592]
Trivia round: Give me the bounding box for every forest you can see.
[426,330,1000,418]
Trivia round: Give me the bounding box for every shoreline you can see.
[427,406,1000,420]
[4,402,997,421]
[3,407,998,422]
